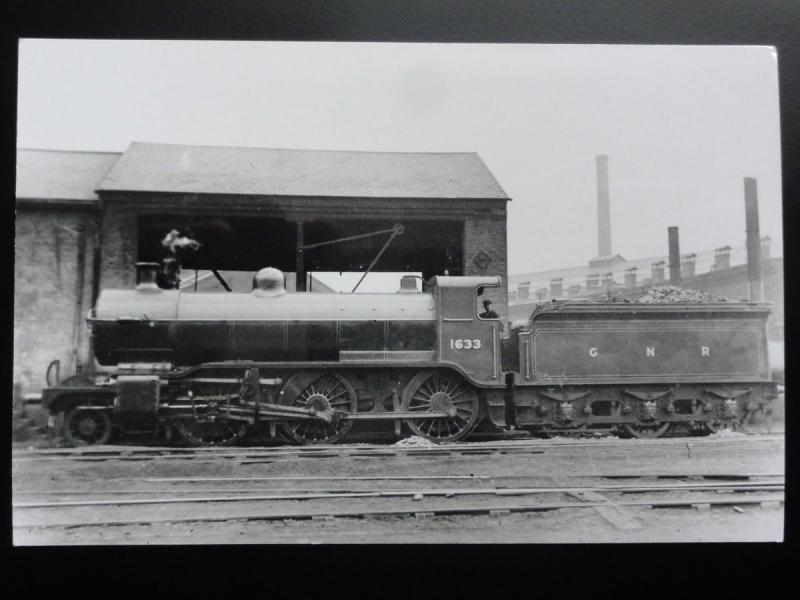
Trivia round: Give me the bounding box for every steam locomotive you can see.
[41,262,777,446]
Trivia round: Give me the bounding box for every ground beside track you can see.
[12,432,784,544]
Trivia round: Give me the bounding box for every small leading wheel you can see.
[64,406,113,446]
[401,370,481,443]
[175,419,250,446]
[280,372,357,444]
[622,422,671,439]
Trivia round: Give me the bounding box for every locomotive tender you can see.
[42,263,777,446]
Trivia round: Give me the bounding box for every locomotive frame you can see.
[41,264,778,446]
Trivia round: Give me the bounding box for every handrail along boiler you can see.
[41,263,777,445]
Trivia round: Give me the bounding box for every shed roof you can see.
[16,148,121,204]
[98,142,509,200]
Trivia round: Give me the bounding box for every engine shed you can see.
[97,142,509,299]
[15,142,510,394]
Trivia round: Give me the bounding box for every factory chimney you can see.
[596,155,612,257]
[744,177,763,301]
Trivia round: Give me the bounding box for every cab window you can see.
[476,286,500,321]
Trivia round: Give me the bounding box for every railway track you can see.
[13,475,784,531]
[12,432,784,463]
[13,433,784,542]
[14,479,785,507]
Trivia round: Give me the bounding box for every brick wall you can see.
[14,207,98,394]
[99,204,138,289]
[463,214,509,321]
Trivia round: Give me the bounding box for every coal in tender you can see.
[635,286,733,304]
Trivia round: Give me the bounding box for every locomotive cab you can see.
[430,275,503,384]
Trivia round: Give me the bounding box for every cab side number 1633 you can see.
[450,338,482,350]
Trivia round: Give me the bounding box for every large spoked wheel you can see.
[622,422,671,439]
[280,372,357,444]
[402,370,481,443]
[174,382,250,446]
[64,406,113,446]
[176,419,250,446]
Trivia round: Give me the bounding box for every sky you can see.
[17,40,782,277]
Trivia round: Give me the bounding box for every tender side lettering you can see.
[585,345,711,359]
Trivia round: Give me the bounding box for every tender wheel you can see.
[280,372,357,444]
[64,406,113,446]
[702,418,741,435]
[401,370,481,443]
[622,422,671,439]
[175,419,250,446]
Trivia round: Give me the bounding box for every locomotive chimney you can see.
[744,177,763,301]
[668,226,681,286]
[135,262,162,292]
[596,155,612,257]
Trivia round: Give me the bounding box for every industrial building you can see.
[508,241,783,339]
[508,156,783,342]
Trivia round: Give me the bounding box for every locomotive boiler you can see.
[41,263,778,446]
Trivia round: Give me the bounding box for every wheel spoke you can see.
[327,389,347,402]
[445,380,461,396]
[450,390,473,404]
[440,378,452,395]
[403,372,480,442]
[280,373,355,444]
